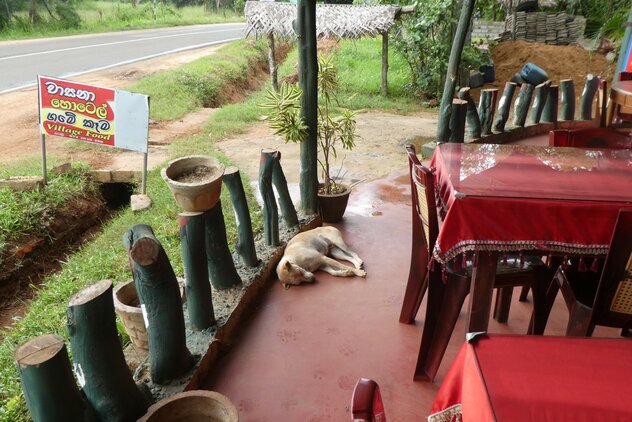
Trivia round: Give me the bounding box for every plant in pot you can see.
[260,53,357,222]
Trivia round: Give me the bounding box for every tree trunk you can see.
[296,0,318,214]
[260,149,279,246]
[449,99,468,143]
[530,80,551,124]
[15,334,97,422]
[478,88,498,136]
[542,85,559,123]
[436,0,476,144]
[204,201,242,289]
[272,152,299,228]
[492,82,517,132]
[267,33,278,92]
[179,213,215,330]
[222,167,259,267]
[123,224,193,384]
[512,83,534,127]
[559,79,575,121]
[67,281,150,421]
[457,87,481,139]
[579,74,599,121]
[381,31,388,96]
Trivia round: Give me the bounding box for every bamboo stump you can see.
[449,99,468,143]
[123,224,193,384]
[542,85,559,123]
[260,149,279,246]
[67,281,150,421]
[15,334,97,422]
[272,152,299,227]
[512,83,535,127]
[179,212,215,330]
[493,82,517,132]
[222,167,259,267]
[478,88,498,136]
[560,79,575,121]
[457,87,481,139]
[204,201,241,290]
[530,80,551,124]
[579,74,599,121]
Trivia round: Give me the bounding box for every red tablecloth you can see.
[429,336,632,422]
[430,144,632,264]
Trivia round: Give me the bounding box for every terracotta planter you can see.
[138,390,238,422]
[161,155,225,212]
[113,280,185,352]
[318,184,351,223]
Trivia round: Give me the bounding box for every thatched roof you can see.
[244,1,400,39]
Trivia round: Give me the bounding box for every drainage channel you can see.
[0,182,135,332]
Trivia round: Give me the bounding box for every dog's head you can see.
[277,257,315,287]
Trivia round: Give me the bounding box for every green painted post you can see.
[449,99,468,143]
[530,80,551,124]
[123,224,194,384]
[436,0,476,143]
[179,212,215,330]
[559,79,575,121]
[457,87,482,139]
[15,334,97,422]
[67,281,150,421]
[260,149,279,246]
[542,85,559,123]
[296,0,318,214]
[478,88,498,136]
[204,201,242,289]
[272,152,299,228]
[222,167,259,267]
[513,83,535,127]
[493,82,517,132]
[579,74,599,120]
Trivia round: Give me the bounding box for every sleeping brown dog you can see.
[276,226,366,288]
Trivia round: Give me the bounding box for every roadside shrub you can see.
[54,2,82,29]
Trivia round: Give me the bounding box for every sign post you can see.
[37,76,150,190]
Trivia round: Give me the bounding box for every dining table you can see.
[414,143,632,382]
[428,335,632,422]
[606,79,632,126]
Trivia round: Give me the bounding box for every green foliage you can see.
[551,0,630,39]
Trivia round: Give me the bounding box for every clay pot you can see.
[318,183,351,223]
[137,390,238,422]
[161,155,225,212]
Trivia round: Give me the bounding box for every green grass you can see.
[0,36,421,421]
[0,2,243,41]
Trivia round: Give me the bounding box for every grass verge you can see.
[0,36,421,421]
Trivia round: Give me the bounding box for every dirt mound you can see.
[490,40,614,95]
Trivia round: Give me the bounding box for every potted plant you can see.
[260,53,357,222]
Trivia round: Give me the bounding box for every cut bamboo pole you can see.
[204,201,242,290]
[222,167,259,267]
[513,83,535,127]
[381,31,388,96]
[579,74,599,121]
[530,80,551,124]
[179,212,215,330]
[559,79,575,121]
[493,82,517,132]
[449,99,468,143]
[15,334,97,422]
[67,281,150,421]
[478,88,498,136]
[271,151,299,227]
[542,84,559,123]
[260,149,279,246]
[267,33,278,92]
[123,224,193,384]
[457,87,482,139]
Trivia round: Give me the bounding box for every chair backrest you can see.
[351,378,386,422]
[592,209,632,328]
[549,128,632,149]
[405,145,439,256]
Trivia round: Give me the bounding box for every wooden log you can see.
[512,83,535,127]
[381,31,388,96]
[67,281,150,421]
[579,74,599,121]
[297,0,318,214]
[15,334,97,422]
[204,201,242,289]
[259,149,279,246]
[492,82,517,132]
[530,80,551,124]
[222,167,259,267]
[179,212,215,330]
[436,0,476,143]
[457,87,482,139]
[448,99,468,143]
[271,152,299,227]
[542,84,559,123]
[559,79,575,121]
[267,33,278,92]
[478,88,498,136]
[123,224,193,384]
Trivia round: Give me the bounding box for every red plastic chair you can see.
[351,378,386,422]
[549,127,632,149]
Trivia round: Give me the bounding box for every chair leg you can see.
[493,287,513,323]
[528,273,560,335]
[519,285,530,302]
[566,304,593,336]
[399,272,428,324]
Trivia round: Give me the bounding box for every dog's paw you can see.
[355,269,367,278]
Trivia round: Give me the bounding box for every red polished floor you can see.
[201,168,621,422]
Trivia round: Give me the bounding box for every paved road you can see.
[0,22,245,93]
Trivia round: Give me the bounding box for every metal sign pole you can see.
[41,134,47,185]
[142,152,148,195]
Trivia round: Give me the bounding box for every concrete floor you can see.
[201,167,621,422]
